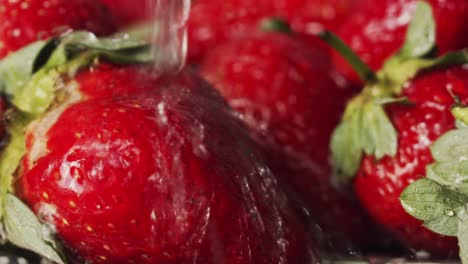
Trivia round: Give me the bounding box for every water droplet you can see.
[446,210,455,216]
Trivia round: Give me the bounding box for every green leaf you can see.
[452,106,468,127]
[398,1,436,59]
[429,49,468,69]
[117,23,152,41]
[0,113,32,218]
[379,57,434,95]
[331,114,363,178]
[430,128,468,162]
[4,194,65,264]
[12,69,62,116]
[424,127,468,192]
[331,101,397,178]
[0,41,49,99]
[360,103,397,159]
[60,31,153,65]
[10,30,155,116]
[427,162,468,193]
[458,207,468,264]
[400,178,468,236]
[63,31,148,51]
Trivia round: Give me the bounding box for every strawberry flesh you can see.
[18,64,317,263]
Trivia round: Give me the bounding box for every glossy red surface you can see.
[277,0,360,35]
[335,0,468,84]
[187,0,359,64]
[100,0,154,26]
[0,0,115,59]
[200,33,378,250]
[18,64,317,263]
[355,66,468,256]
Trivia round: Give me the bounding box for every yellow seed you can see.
[86,225,94,232]
[62,219,69,226]
[103,245,111,251]
[42,192,49,200]
[69,201,77,208]
[99,256,107,260]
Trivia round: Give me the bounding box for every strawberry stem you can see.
[318,31,376,83]
[260,17,293,34]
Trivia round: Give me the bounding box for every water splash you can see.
[151,0,191,73]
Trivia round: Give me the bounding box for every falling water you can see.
[150,0,191,73]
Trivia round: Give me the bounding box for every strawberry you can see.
[0,0,116,59]
[200,30,379,251]
[325,1,468,256]
[400,105,468,262]
[99,0,155,26]
[187,0,358,64]
[0,32,317,263]
[278,0,361,35]
[334,0,468,85]
[0,0,115,163]
[353,67,464,256]
[187,0,275,63]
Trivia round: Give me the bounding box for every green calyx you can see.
[0,30,153,263]
[400,124,468,262]
[325,1,468,180]
[397,3,468,259]
[1,31,152,115]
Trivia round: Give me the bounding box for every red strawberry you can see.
[187,0,276,63]
[334,0,468,84]
[278,0,361,35]
[354,67,465,256]
[187,0,359,64]
[326,1,467,256]
[200,31,378,250]
[0,0,116,59]
[9,33,317,263]
[99,0,155,26]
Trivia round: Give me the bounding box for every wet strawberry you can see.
[354,67,466,256]
[8,32,317,263]
[100,0,155,26]
[278,0,360,35]
[200,32,379,250]
[187,0,359,64]
[187,0,275,63]
[334,0,468,84]
[327,2,467,256]
[0,0,115,59]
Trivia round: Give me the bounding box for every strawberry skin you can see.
[187,0,358,64]
[200,33,378,249]
[0,0,115,59]
[201,33,354,166]
[187,0,276,63]
[18,64,317,263]
[335,0,468,84]
[278,0,360,35]
[354,66,468,256]
[99,0,153,26]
